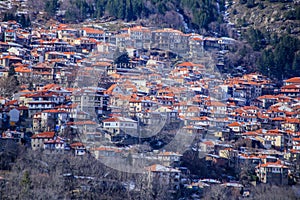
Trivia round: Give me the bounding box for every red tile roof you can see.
[284,77,300,83]
[32,132,55,139]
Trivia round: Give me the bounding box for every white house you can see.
[102,117,138,136]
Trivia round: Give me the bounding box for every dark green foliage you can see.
[20,171,32,195]
[232,9,238,15]
[114,50,130,68]
[104,0,150,21]
[245,28,266,51]
[284,6,300,20]
[8,65,16,77]
[258,3,265,9]
[65,0,94,22]
[27,0,224,32]
[246,0,256,8]
[45,0,58,16]
[259,35,300,80]
[180,0,221,30]
[3,13,31,28]
[19,14,31,28]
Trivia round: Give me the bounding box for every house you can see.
[70,142,86,156]
[115,33,132,50]
[43,136,67,153]
[128,26,152,50]
[292,138,300,151]
[284,77,300,86]
[154,106,179,124]
[31,131,55,150]
[281,84,300,97]
[0,67,8,77]
[227,121,243,133]
[25,93,60,117]
[66,120,99,134]
[1,130,24,143]
[80,27,104,40]
[256,160,289,185]
[199,141,215,153]
[0,55,22,67]
[282,118,300,132]
[151,28,190,56]
[32,112,42,133]
[263,129,285,150]
[145,164,181,193]
[7,47,26,57]
[56,26,79,40]
[4,29,16,42]
[91,146,123,159]
[153,151,182,167]
[257,95,277,109]
[41,109,69,132]
[71,87,109,117]
[189,36,204,58]
[102,117,138,136]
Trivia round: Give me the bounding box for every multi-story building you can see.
[31,131,55,150]
[151,28,189,56]
[80,28,104,41]
[256,160,289,185]
[128,26,152,50]
[145,164,181,195]
[71,87,109,118]
[102,116,138,136]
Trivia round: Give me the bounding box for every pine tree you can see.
[8,65,16,77]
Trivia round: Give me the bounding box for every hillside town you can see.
[1,18,300,199]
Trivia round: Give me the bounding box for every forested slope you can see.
[227,0,300,80]
[25,0,225,32]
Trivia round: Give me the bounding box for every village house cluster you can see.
[0,19,300,197]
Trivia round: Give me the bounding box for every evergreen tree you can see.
[3,13,8,21]
[114,50,130,68]
[8,65,16,77]
[45,0,58,17]
[19,14,26,28]
[26,16,31,27]
[21,171,32,193]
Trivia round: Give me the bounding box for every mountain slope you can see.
[225,0,300,80]
[25,0,224,33]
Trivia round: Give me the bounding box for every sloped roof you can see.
[32,132,55,139]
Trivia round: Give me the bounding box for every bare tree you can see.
[2,147,171,200]
[203,185,240,200]
[26,0,45,17]
[249,184,299,200]
[0,76,19,98]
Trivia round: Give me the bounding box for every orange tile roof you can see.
[81,27,104,34]
[32,132,55,139]
[177,62,194,67]
[285,118,300,123]
[15,66,32,73]
[203,141,214,146]
[70,142,84,148]
[228,122,242,127]
[259,160,288,168]
[284,77,300,83]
